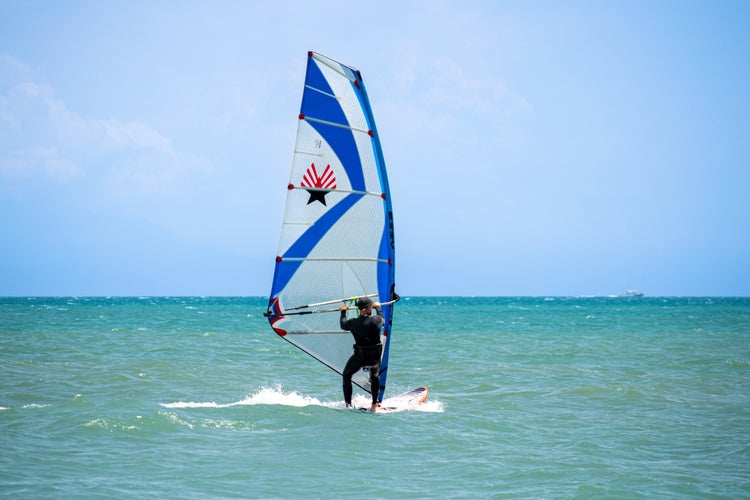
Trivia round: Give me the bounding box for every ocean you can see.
[1,296,749,498]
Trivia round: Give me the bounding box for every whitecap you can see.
[161,386,443,413]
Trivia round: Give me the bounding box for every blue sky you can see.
[1,1,748,296]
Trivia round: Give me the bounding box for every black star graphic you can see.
[305,189,329,206]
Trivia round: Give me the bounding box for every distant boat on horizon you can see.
[620,289,644,297]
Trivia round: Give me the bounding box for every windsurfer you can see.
[339,297,384,412]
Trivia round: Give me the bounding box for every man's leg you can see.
[342,355,361,406]
[369,363,380,409]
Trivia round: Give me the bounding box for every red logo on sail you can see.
[301,163,336,206]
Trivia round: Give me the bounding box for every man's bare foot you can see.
[370,402,378,412]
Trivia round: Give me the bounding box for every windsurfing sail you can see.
[264,52,396,401]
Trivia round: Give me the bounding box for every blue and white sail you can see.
[265,52,396,401]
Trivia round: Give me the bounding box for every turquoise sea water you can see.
[2,296,749,498]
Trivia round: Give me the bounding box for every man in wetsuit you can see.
[339,297,384,412]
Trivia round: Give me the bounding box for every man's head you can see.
[356,297,373,310]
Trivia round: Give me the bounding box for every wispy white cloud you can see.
[7,81,173,155]
[102,119,172,152]
[0,94,18,127]
[0,63,200,198]
[0,58,222,256]
[0,146,83,181]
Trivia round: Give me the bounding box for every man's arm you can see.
[372,303,384,328]
[339,305,349,330]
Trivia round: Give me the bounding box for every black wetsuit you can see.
[340,306,384,405]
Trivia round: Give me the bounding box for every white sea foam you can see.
[161,387,328,409]
[161,401,225,409]
[161,386,442,412]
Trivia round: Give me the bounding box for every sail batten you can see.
[304,84,339,99]
[266,52,395,400]
[302,115,371,135]
[287,186,383,196]
[279,257,389,262]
